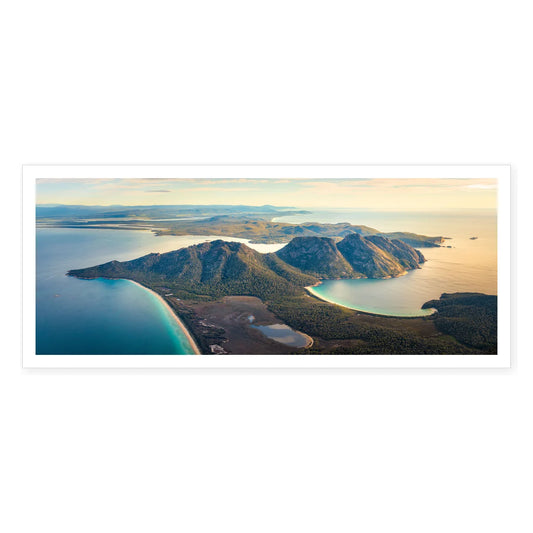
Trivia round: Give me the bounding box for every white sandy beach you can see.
[305,284,435,318]
[126,280,201,354]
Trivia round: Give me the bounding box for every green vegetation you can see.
[68,239,496,355]
[422,293,497,352]
[37,203,444,246]
[379,231,445,248]
[277,233,425,278]
[155,217,443,246]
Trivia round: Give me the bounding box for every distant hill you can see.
[276,236,356,278]
[151,218,444,246]
[277,233,425,279]
[36,204,309,219]
[37,204,444,247]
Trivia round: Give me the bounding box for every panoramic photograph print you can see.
[25,166,507,367]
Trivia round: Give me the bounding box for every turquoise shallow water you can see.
[308,277,437,317]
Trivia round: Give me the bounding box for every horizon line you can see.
[36,202,498,210]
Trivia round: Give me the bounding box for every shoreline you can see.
[251,324,314,349]
[300,331,314,349]
[124,280,201,355]
[305,284,436,319]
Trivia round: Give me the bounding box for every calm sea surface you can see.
[36,208,497,353]
[36,229,282,355]
[274,208,497,316]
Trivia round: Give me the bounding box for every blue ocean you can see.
[36,229,208,355]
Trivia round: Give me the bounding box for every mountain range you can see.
[68,233,426,294]
[278,233,425,278]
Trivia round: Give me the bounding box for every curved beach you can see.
[126,280,201,354]
[300,331,314,349]
[305,283,436,318]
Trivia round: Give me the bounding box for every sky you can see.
[36,178,498,210]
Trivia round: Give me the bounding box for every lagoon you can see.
[251,323,312,348]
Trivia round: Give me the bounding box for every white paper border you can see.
[22,165,511,368]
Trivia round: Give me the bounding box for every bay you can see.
[276,208,497,316]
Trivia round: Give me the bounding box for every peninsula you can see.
[37,203,445,246]
[68,235,497,355]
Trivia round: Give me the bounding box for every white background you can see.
[0,1,529,532]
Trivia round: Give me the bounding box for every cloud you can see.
[145,189,171,193]
[298,178,499,194]
[180,186,263,192]
[465,184,498,190]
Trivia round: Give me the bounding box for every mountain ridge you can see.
[68,234,426,302]
[276,233,425,279]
